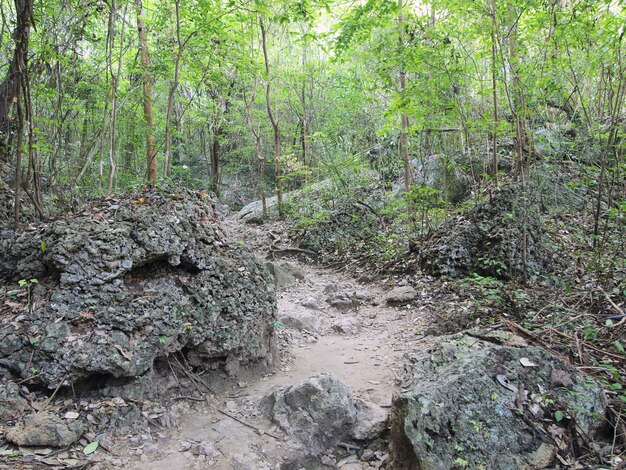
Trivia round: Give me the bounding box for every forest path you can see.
[118,215,431,470]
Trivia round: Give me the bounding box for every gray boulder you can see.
[238,196,279,224]
[262,373,388,456]
[415,183,549,279]
[279,310,324,333]
[265,262,305,290]
[389,333,607,469]
[332,317,361,335]
[326,291,360,311]
[6,411,83,447]
[0,187,276,389]
[385,286,417,305]
[352,399,388,441]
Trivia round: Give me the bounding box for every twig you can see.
[503,320,568,361]
[168,358,183,394]
[172,354,213,393]
[173,395,204,402]
[603,288,626,328]
[548,327,625,361]
[269,247,318,259]
[209,404,284,441]
[338,441,360,451]
[41,375,66,411]
[16,372,42,384]
[602,288,624,315]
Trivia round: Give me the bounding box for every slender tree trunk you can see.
[22,56,43,216]
[490,1,499,182]
[260,18,283,217]
[209,123,221,198]
[14,88,23,226]
[2,0,33,225]
[398,1,412,212]
[107,0,124,195]
[0,0,32,138]
[244,77,266,218]
[164,0,183,177]
[136,0,157,183]
[300,35,310,175]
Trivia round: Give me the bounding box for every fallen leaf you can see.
[83,441,99,455]
[64,411,80,420]
[32,448,53,456]
[496,374,518,393]
[113,344,132,360]
[520,357,538,367]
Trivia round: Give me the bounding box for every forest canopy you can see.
[0,0,623,230]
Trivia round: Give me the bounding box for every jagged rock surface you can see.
[0,187,276,388]
[6,411,84,447]
[414,183,550,279]
[262,373,388,457]
[389,332,607,470]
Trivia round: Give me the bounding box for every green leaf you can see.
[554,410,564,422]
[83,441,99,455]
[614,340,625,354]
[41,241,47,252]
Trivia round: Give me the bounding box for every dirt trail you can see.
[113,218,431,470]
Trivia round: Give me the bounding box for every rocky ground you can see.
[0,191,618,469]
[102,218,433,470]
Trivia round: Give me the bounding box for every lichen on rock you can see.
[0,187,277,389]
[389,331,607,469]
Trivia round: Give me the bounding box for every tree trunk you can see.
[0,0,32,138]
[164,0,183,177]
[209,124,221,198]
[398,1,412,212]
[136,0,157,183]
[261,18,283,217]
[13,86,23,226]
[490,0,499,182]
[244,77,267,218]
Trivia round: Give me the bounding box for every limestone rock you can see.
[262,373,357,456]
[326,291,359,311]
[0,380,29,420]
[389,334,607,470]
[352,400,388,441]
[414,183,550,279]
[279,310,323,333]
[238,195,282,224]
[301,296,325,310]
[385,286,417,305]
[332,317,361,336]
[0,187,276,389]
[265,262,304,290]
[6,411,83,447]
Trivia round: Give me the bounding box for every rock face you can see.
[414,183,550,279]
[262,373,388,456]
[0,380,29,420]
[389,332,607,470]
[0,187,276,389]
